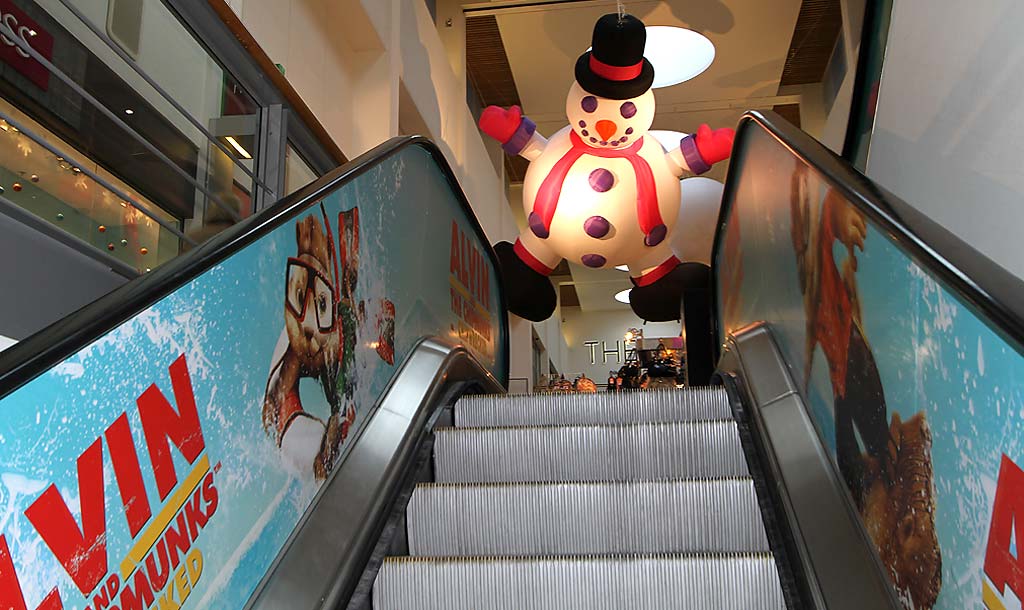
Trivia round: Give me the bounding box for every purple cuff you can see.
[680,135,711,175]
[503,116,536,155]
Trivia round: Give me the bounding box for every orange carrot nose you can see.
[596,120,617,141]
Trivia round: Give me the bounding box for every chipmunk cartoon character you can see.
[790,169,942,609]
[263,204,357,481]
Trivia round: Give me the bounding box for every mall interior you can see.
[0,1,1021,609]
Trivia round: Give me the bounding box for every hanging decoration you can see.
[11,182,22,192]
[479,12,734,321]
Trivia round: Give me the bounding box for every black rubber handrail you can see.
[0,136,510,397]
[712,110,1024,357]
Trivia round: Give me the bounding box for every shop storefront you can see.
[0,0,334,276]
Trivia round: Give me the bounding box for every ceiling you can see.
[466,0,841,313]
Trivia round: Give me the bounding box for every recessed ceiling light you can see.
[615,264,629,272]
[646,26,715,88]
[614,289,630,304]
[124,109,134,115]
[225,135,253,159]
[649,130,688,153]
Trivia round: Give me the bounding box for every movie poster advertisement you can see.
[716,126,1024,610]
[0,144,505,609]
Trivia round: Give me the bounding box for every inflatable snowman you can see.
[480,13,734,322]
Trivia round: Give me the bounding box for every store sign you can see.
[0,0,53,91]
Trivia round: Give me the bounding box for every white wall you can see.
[866,0,1024,278]
[561,308,681,384]
[227,0,518,247]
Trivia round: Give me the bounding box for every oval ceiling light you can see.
[649,130,688,153]
[587,27,714,90]
[614,289,631,304]
[647,26,715,88]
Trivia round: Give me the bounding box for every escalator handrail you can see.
[712,110,1024,356]
[0,136,510,397]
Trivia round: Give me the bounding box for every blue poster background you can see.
[0,144,505,609]
[716,127,1024,610]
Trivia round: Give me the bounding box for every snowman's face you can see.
[565,81,655,149]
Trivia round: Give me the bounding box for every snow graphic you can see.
[720,130,1024,610]
[0,144,505,609]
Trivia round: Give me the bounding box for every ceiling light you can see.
[586,26,713,89]
[649,130,688,153]
[645,26,715,88]
[614,289,630,304]
[225,135,252,159]
[615,264,629,272]
[124,109,134,115]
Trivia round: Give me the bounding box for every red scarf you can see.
[533,131,663,238]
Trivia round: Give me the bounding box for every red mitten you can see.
[479,105,523,144]
[694,124,735,165]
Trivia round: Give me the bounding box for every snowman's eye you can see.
[581,96,598,113]
[620,102,637,119]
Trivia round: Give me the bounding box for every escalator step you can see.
[406,478,768,557]
[455,387,731,428]
[433,421,748,484]
[373,554,786,610]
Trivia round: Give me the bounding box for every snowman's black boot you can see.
[494,241,557,321]
[629,262,707,323]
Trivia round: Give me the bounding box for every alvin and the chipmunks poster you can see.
[0,146,505,609]
[718,128,1024,610]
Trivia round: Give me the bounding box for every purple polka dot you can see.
[590,137,598,143]
[528,212,549,239]
[581,130,589,137]
[611,141,620,147]
[589,168,614,192]
[578,120,587,128]
[620,102,637,118]
[581,253,607,268]
[644,224,668,247]
[584,215,611,238]
[625,127,634,135]
[581,96,598,113]
[600,141,608,146]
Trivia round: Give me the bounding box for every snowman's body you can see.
[519,124,683,274]
[513,82,702,278]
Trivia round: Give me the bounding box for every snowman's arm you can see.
[665,133,712,178]
[479,105,547,162]
[502,116,547,162]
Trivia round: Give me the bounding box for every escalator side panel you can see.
[714,111,1024,610]
[0,139,507,610]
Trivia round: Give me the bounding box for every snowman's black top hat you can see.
[575,13,654,100]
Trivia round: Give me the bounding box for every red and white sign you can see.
[0,0,53,91]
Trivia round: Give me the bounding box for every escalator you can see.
[2,110,1021,610]
[371,389,785,609]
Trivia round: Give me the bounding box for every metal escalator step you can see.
[433,421,748,484]
[406,478,768,557]
[455,387,731,428]
[373,554,786,610]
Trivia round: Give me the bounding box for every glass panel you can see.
[0,0,266,261]
[0,97,179,271]
[284,143,317,196]
[0,142,506,608]
[716,122,1016,610]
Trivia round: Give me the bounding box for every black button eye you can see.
[581,96,598,113]
[620,102,637,118]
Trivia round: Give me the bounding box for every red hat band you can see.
[589,54,643,82]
